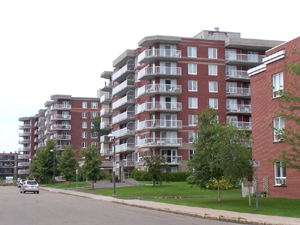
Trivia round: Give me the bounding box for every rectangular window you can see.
[91,112,98,118]
[82,112,87,119]
[91,142,98,147]
[82,102,87,108]
[209,81,218,93]
[188,97,198,109]
[188,47,197,58]
[273,72,284,98]
[82,142,87,149]
[208,64,218,76]
[91,132,98,139]
[209,98,218,109]
[82,122,87,129]
[188,63,197,75]
[226,82,237,93]
[82,132,87,138]
[91,102,98,109]
[208,48,217,59]
[189,132,196,143]
[189,149,194,160]
[188,115,198,126]
[274,162,286,185]
[188,80,197,92]
[273,117,285,141]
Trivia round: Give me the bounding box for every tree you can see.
[275,51,300,171]
[89,116,109,141]
[57,145,78,186]
[188,107,252,203]
[79,146,104,189]
[142,155,169,186]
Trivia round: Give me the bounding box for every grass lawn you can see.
[79,181,300,218]
[42,181,90,189]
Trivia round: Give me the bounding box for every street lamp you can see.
[107,133,116,196]
[50,149,56,186]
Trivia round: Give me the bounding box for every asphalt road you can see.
[0,186,237,225]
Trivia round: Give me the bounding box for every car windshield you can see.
[27,181,38,185]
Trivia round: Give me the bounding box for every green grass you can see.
[42,181,90,189]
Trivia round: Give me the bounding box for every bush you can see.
[186,175,196,185]
[205,177,234,190]
[130,170,151,181]
[130,170,190,182]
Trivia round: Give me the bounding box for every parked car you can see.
[20,180,39,194]
[18,179,26,188]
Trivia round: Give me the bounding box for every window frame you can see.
[273,72,284,98]
[208,48,217,59]
[187,46,197,58]
[82,102,88,108]
[82,121,87,129]
[209,81,218,93]
[273,117,285,141]
[188,97,198,109]
[188,63,197,75]
[188,114,198,126]
[208,64,218,76]
[274,161,286,186]
[188,80,197,92]
[91,102,98,109]
[209,98,218,109]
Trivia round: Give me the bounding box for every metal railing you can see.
[100,95,112,103]
[138,49,181,63]
[137,119,182,130]
[19,124,31,129]
[136,84,182,97]
[140,155,183,164]
[18,154,31,159]
[112,59,135,82]
[50,124,71,130]
[228,121,252,130]
[19,132,30,137]
[100,108,112,117]
[100,135,111,143]
[50,114,71,120]
[112,93,134,110]
[112,110,134,125]
[138,138,182,147]
[18,140,30,144]
[112,123,135,138]
[115,142,135,153]
[136,101,182,114]
[226,87,251,96]
[227,104,251,113]
[51,104,72,110]
[100,121,112,130]
[226,70,249,79]
[137,66,182,80]
[18,169,30,175]
[50,134,71,140]
[112,78,134,96]
[225,53,265,63]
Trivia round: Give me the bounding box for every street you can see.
[0,187,237,225]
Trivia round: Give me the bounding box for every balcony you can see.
[101,161,114,168]
[101,82,112,92]
[137,66,182,80]
[38,143,46,148]
[136,101,182,114]
[112,59,135,83]
[45,120,52,126]
[51,104,72,111]
[112,122,135,139]
[18,147,31,152]
[226,70,249,82]
[100,108,112,118]
[112,77,134,97]
[100,121,112,130]
[100,95,112,104]
[112,91,134,111]
[100,148,113,156]
[226,87,251,99]
[34,137,38,143]
[18,139,30,144]
[227,104,251,115]
[138,49,181,64]
[228,121,252,130]
[140,156,182,165]
[139,138,182,148]
[100,71,113,79]
[137,119,182,131]
[19,132,30,137]
[18,162,30,167]
[38,134,45,140]
[19,124,30,129]
[137,84,182,98]
[100,135,112,143]
[34,121,38,127]
[56,145,68,150]
[51,134,71,140]
[115,140,135,153]
[112,108,134,125]
[18,154,31,159]
[18,169,30,175]
[50,114,71,121]
[50,124,71,131]
[225,53,265,66]
[38,126,46,131]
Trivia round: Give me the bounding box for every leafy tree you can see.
[57,145,78,186]
[188,107,252,203]
[275,51,300,171]
[79,146,104,189]
[142,155,169,186]
[89,116,109,141]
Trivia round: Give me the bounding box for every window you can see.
[188,47,197,58]
[226,82,237,93]
[209,81,218,93]
[91,122,94,128]
[91,142,98,147]
[82,132,87,138]
[189,149,194,160]
[188,97,198,109]
[188,63,197,75]
[188,115,198,126]
[248,51,258,62]
[82,112,87,119]
[91,102,98,109]
[189,132,196,143]
[273,117,285,141]
[91,112,98,118]
[208,48,217,59]
[208,64,218,76]
[82,142,87,149]
[82,102,88,108]
[209,98,218,109]
[274,162,286,185]
[82,122,87,129]
[273,72,284,98]
[91,132,98,139]
[225,49,236,60]
[188,80,197,92]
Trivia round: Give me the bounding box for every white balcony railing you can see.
[112,60,135,82]
[100,108,112,117]
[112,93,134,110]
[100,135,111,143]
[100,121,112,130]
[112,110,134,125]
[115,142,135,153]
[19,132,30,137]
[140,156,182,164]
[137,119,182,131]
[51,104,72,110]
[100,95,112,104]
[19,124,31,129]
[50,124,71,131]
[138,138,182,147]
[137,66,182,80]
[227,104,251,113]
[136,84,182,98]
[226,87,251,96]
[18,140,30,144]
[18,162,30,167]
[226,70,249,79]
[228,121,252,130]
[138,49,181,63]
[112,78,134,96]
[225,53,265,63]
[112,123,135,138]
[50,114,71,120]
[18,154,31,159]
[136,101,182,114]
[18,169,30,175]
[50,134,71,140]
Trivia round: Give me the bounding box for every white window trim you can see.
[188,80,197,92]
[274,162,286,186]
[188,97,198,109]
[188,46,197,58]
[273,72,284,98]
[273,117,285,142]
[209,98,218,109]
[209,81,218,93]
[208,64,218,76]
[188,63,197,75]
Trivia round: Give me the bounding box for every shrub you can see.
[186,175,196,185]
[130,170,190,182]
[205,177,234,190]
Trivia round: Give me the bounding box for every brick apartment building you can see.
[18,95,101,178]
[249,36,300,199]
[0,152,18,180]
[98,28,283,180]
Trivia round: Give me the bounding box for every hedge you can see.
[130,170,190,182]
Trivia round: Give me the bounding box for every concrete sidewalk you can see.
[41,187,300,225]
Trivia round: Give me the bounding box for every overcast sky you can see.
[0,0,299,153]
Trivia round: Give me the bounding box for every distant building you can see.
[249,36,300,199]
[0,152,18,180]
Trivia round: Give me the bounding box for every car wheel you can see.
[37,191,39,194]
[20,189,22,193]
[24,191,26,194]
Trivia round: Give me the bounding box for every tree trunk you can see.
[248,180,252,206]
[217,179,221,203]
[92,181,94,189]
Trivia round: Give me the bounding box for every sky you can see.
[0,0,299,153]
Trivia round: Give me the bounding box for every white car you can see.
[20,180,40,194]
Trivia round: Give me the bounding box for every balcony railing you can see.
[228,121,252,130]
[19,132,31,137]
[100,121,112,130]
[18,154,31,159]
[112,59,135,83]
[138,49,181,64]
[19,124,31,129]
[225,53,265,63]
[100,108,112,117]
[112,123,135,139]
[38,134,45,140]
[112,78,134,97]
[226,87,251,96]
[38,143,46,148]
[18,162,30,167]
[112,110,134,125]
[100,95,112,104]
[50,124,71,131]
[50,134,71,140]
[100,148,113,156]
[226,70,249,80]
[18,140,30,144]
[137,119,182,131]
[136,101,182,114]
[50,114,71,120]
[18,147,31,152]
[112,92,134,111]
[18,169,30,175]
[137,66,182,80]
[115,142,135,153]
[56,145,68,150]
[227,104,251,114]
[51,104,72,111]
[100,135,112,143]
[138,138,182,148]
[140,156,182,164]
[136,84,182,98]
